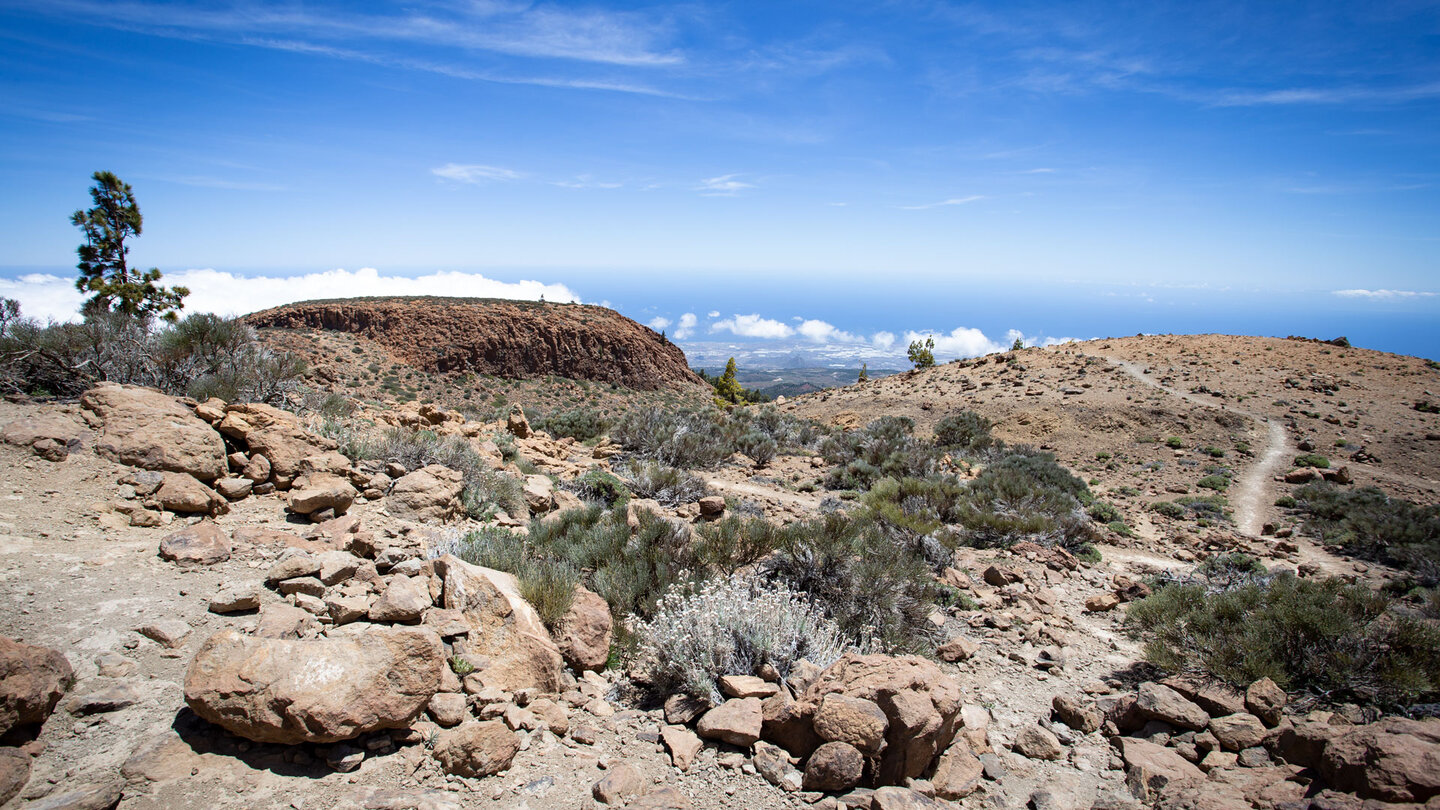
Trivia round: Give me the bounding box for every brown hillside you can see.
[245,296,703,391]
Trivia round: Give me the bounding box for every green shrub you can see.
[1165,436,1185,449]
[566,469,631,507]
[1294,453,1331,469]
[1087,501,1123,523]
[933,411,994,454]
[821,416,939,491]
[1150,501,1187,519]
[1108,521,1134,537]
[1126,568,1440,705]
[1275,495,1297,508]
[952,449,1096,550]
[537,407,610,441]
[762,512,940,654]
[611,406,731,469]
[1294,483,1440,583]
[736,431,778,467]
[360,427,525,518]
[1196,474,1230,491]
[1203,447,1226,458]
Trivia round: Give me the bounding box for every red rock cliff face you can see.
[245,297,703,391]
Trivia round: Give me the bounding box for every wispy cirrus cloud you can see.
[1333,289,1437,299]
[1213,82,1440,107]
[432,164,525,184]
[898,195,984,210]
[697,174,754,196]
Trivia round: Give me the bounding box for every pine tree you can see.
[715,357,745,404]
[71,171,188,322]
[857,362,869,383]
[907,336,936,369]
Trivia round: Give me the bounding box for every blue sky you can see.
[1,0,1437,362]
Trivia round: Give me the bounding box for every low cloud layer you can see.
[0,267,579,322]
[1333,289,1436,299]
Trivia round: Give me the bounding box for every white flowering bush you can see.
[631,576,867,704]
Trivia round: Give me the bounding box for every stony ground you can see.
[0,332,1429,809]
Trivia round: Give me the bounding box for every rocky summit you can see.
[245,296,703,391]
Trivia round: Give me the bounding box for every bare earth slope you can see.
[785,334,1440,541]
[246,297,703,392]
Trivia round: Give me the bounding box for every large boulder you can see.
[155,472,229,515]
[158,522,231,566]
[184,626,444,744]
[1,413,86,458]
[433,720,519,778]
[1319,717,1440,803]
[215,402,336,489]
[0,637,74,735]
[81,382,226,481]
[555,585,612,673]
[1120,738,1203,802]
[1136,682,1209,732]
[794,653,964,785]
[387,465,464,522]
[430,555,563,694]
[0,747,29,806]
[287,472,358,517]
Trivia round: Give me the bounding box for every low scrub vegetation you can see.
[326,425,526,520]
[1293,483,1440,584]
[617,460,710,506]
[631,577,860,704]
[0,303,305,402]
[1126,556,1440,706]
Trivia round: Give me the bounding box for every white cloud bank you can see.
[1333,289,1436,299]
[674,312,697,339]
[0,267,579,322]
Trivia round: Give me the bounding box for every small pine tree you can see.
[1011,337,1025,351]
[858,362,869,383]
[907,336,936,369]
[714,357,745,404]
[71,171,188,322]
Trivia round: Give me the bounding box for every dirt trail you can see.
[1102,358,1291,537]
[705,477,825,510]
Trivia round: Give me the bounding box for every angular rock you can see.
[1052,694,1103,734]
[287,472,357,516]
[242,453,271,483]
[256,603,321,639]
[208,582,261,614]
[556,585,612,673]
[22,778,123,810]
[369,575,433,623]
[813,693,889,754]
[697,697,763,747]
[316,550,363,586]
[937,635,979,663]
[267,552,321,582]
[1319,717,1440,803]
[66,680,141,715]
[1,413,85,449]
[1013,724,1064,760]
[82,382,227,481]
[661,725,703,771]
[431,555,563,694]
[0,638,74,735]
[698,495,725,516]
[1085,592,1120,612]
[433,720,519,778]
[184,626,444,743]
[276,577,325,597]
[1244,677,1286,727]
[507,405,531,438]
[0,747,29,807]
[592,762,644,805]
[1119,738,1204,802]
[1136,682,1209,731]
[931,738,984,799]
[155,473,228,515]
[720,674,780,699]
[137,620,191,649]
[216,402,335,488]
[798,653,964,785]
[523,474,554,514]
[1209,713,1267,751]
[158,522,231,566]
[387,465,464,522]
[871,786,951,810]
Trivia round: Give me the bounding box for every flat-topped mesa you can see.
[244,296,704,391]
